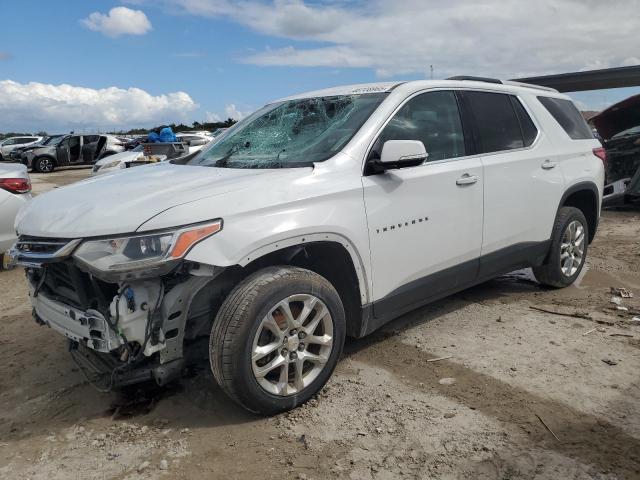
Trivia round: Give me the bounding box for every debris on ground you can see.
[535,413,560,442]
[611,287,633,298]
[602,359,619,366]
[529,305,591,320]
[426,354,453,363]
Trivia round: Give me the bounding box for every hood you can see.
[592,94,640,140]
[94,150,141,167]
[19,144,47,153]
[28,145,56,155]
[16,162,308,238]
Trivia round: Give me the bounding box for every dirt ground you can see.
[1,167,639,479]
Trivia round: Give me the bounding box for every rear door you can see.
[362,90,484,321]
[459,90,565,278]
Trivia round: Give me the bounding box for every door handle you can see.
[541,160,557,170]
[456,174,478,186]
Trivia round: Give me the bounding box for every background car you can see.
[591,94,640,206]
[21,134,125,172]
[91,141,190,176]
[175,132,213,152]
[0,163,31,269]
[8,136,61,162]
[0,136,43,161]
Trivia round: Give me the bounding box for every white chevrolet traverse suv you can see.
[11,78,604,414]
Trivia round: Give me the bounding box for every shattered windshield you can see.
[188,93,387,168]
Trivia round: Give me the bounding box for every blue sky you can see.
[0,0,639,132]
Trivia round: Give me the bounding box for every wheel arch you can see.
[199,236,368,339]
[559,181,600,243]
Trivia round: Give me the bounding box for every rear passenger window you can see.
[378,90,466,162]
[465,91,524,153]
[511,98,538,147]
[537,96,593,140]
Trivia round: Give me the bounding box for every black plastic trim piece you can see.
[448,76,503,85]
[558,181,601,242]
[355,241,551,337]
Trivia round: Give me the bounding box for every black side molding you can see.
[356,240,550,338]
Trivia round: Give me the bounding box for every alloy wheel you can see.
[560,220,585,277]
[251,294,333,396]
[38,158,53,172]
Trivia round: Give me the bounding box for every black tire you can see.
[210,266,345,415]
[533,206,589,288]
[34,156,55,173]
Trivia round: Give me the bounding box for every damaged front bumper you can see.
[11,236,223,389]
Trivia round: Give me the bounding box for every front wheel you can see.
[210,266,345,415]
[533,206,589,288]
[34,156,54,173]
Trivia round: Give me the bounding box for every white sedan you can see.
[0,163,32,268]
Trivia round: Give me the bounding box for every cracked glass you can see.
[189,93,387,169]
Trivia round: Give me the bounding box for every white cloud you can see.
[82,6,152,38]
[205,111,221,122]
[166,0,640,79]
[224,104,248,120]
[205,104,249,122]
[0,80,197,132]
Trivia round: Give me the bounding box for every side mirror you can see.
[379,140,428,169]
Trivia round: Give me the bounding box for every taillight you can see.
[593,147,607,166]
[0,177,31,194]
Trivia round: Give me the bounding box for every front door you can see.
[362,90,484,322]
[56,137,70,165]
[67,136,82,164]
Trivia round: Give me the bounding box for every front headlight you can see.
[73,220,222,281]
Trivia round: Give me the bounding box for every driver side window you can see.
[378,91,466,162]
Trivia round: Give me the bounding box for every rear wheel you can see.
[533,207,588,288]
[34,156,54,173]
[210,266,345,415]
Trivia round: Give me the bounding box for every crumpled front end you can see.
[10,235,224,390]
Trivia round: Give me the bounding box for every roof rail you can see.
[501,80,559,93]
[447,75,503,84]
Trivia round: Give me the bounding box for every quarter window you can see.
[377,91,466,162]
[537,96,593,140]
[465,91,525,153]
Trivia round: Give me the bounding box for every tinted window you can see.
[465,91,524,153]
[537,96,593,140]
[511,98,538,147]
[378,91,465,161]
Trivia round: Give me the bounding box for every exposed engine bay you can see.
[592,94,640,207]
[25,257,225,391]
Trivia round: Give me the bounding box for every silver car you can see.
[0,136,43,161]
